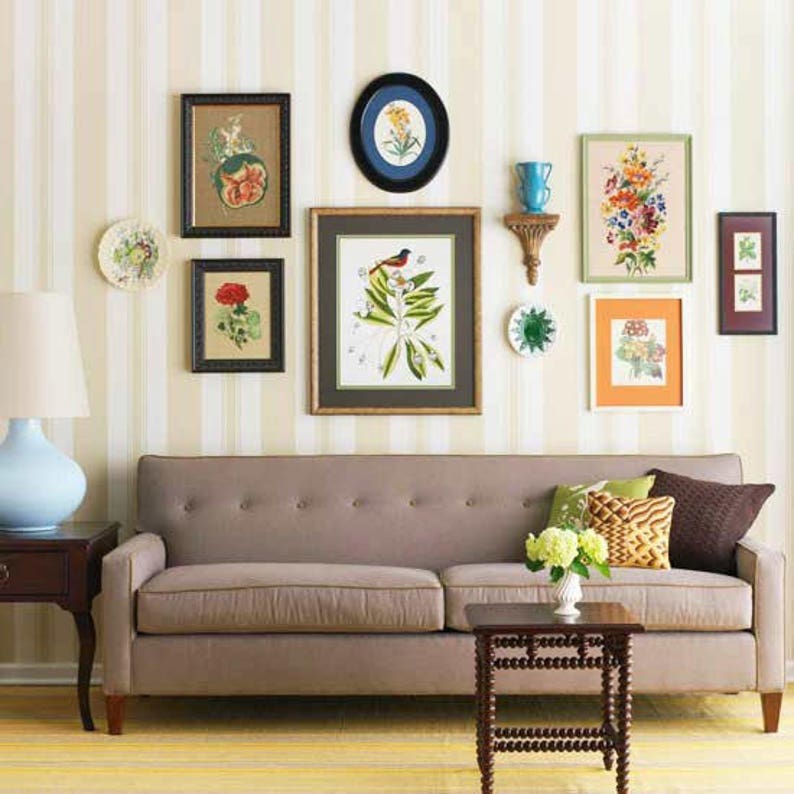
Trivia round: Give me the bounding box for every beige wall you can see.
[0,0,791,672]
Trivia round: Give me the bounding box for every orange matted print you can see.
[591,296,683,409]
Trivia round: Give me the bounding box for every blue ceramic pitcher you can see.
[515,161,552,213]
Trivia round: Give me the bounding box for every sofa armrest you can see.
[736,537,786,692]
[102,533,166,695]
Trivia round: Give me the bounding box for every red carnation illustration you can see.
[215,282,250,306]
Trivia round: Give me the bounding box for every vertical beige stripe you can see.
[447,0,483,454]
[167,0,203,456]
[542,0,580,454]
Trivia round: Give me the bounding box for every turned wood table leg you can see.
[475,633,496,794]
[615,634,633,794]
[72,611,96,732]
[601,635,615,771]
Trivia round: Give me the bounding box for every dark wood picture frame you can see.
[192,259,284,373]
[310,207,481,415]
[718,212,777,335]
[350,73,449,193]
[181,93,290,237]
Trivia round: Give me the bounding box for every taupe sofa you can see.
[102,454,785,735]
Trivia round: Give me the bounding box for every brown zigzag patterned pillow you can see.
[586,491,675,570]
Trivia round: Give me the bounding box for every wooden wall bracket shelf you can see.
[504,213,560,286]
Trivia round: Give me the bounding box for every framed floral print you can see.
[718,212,777,335]
[590,295,684,411]
[310,208,480,414]
[192,259,284,373]
[181,94,290,237]
[350,73,449,193]
[582,134,691,283]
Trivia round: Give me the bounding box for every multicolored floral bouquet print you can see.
[381,103,422,164]
[214,282,262,350]
[615,319,666,380]
[601,144,668,276]
[111,226,160,284]
[204,114,268,210]
[351,254,445,382]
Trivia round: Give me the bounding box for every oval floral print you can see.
[373,101,426,166]
[98,219,168,290]
[204,114,268,210]
[601,143,668,276]
[214,282,262,350]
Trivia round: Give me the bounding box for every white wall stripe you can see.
[142,0,168,455]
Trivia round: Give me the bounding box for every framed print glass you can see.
[310,208,480,414]
[718,212,777,335]
[181,94,290,237]
[192,259,284,373]
[590,295,684,411]
[582,134,691,283]
[350,73,449,193]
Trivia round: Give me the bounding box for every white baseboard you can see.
[787,660,794,683]
[0,663,103,686]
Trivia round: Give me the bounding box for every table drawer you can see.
[0,552,68,596]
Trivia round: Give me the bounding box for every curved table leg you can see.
[72,611,96,732]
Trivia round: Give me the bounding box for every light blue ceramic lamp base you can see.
[0,418,86,532]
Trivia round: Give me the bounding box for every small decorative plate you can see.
[508,304,558,357]
[350,72,449,193]
[98,219,168,290]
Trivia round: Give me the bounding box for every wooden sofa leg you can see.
[761,692,782,733]
[106,695,126,736]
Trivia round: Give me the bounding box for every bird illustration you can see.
[369,248,411,275]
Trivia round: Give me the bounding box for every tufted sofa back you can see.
[136,454,743,569]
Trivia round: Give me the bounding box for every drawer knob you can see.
[0,563,9,587]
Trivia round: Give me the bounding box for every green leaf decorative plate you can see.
[98,219,168,290]
[508,304,557,357]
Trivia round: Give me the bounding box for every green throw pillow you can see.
[545,475,656,529]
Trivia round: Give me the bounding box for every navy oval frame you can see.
[350,73,449,193]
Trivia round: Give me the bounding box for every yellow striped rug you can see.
[0,686,790,793]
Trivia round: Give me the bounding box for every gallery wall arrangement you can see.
[0,0,791,676]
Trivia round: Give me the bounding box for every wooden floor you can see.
[0,686,790,793]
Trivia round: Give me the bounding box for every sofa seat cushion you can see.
[137,563,444,634]
[440,563,752,632]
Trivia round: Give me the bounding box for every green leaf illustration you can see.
[409,271,435,290]
[405,339,427,380]
[414,304,444,331]
[382,341,401,379]
[419,339,445,371]
[364,288,395,318]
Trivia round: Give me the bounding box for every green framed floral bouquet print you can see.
[582,134,691,283]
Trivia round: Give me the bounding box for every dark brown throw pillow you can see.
[648,469,774,574]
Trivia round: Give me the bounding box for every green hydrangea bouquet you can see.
[525,519,610,616]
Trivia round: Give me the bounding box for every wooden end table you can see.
[0,522,120,731]
[466,602,645,794]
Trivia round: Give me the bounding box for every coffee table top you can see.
[465,602,645,635]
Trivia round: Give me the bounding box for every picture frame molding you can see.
[181,93,291,238]
[191,258,285,373]
[588,293,687,413]
[717,211,778,336]
[310,206,481,415]
[581,133,692,284]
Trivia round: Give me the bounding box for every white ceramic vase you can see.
[553,570,583,616]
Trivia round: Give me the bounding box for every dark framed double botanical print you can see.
[181,94,290,237]
[310,207,480,414]
[718,212,777,335]
[192,259,284,372]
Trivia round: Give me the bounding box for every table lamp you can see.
[0,292,89,531]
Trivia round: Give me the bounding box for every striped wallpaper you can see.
[0,0,791,673]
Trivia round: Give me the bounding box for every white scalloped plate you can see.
[98,219,168,291]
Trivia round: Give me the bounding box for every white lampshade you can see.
[0,292,89,418]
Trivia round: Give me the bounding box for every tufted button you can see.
[183,502,193,513]
[296,500,307,509]
[352,499,361,508]
[408,499,416,507]
[465,498,474,507]
[523,499,531,509]
[239,501,249,511]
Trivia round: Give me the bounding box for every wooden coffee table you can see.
[466,602,645,794]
